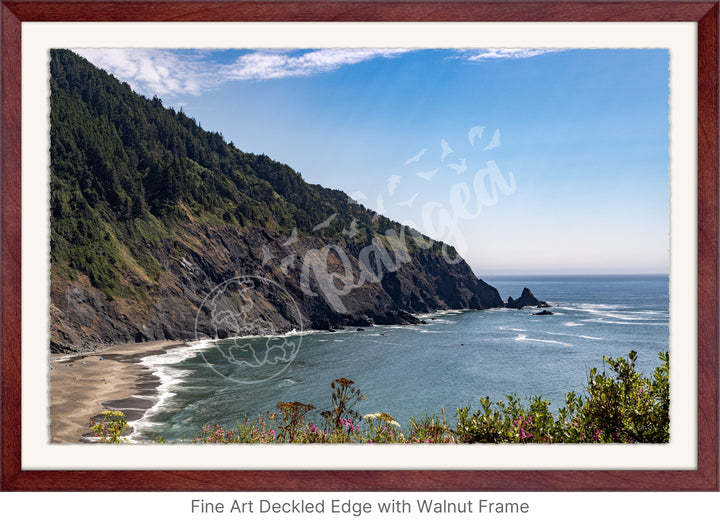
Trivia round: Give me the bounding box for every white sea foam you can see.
[426,309,465,316]
[567,303,627,311]
[125,342,209,442]
[581,318,667,326]
[514,333,573,347]
[366,339,412,348]
[562,303,668,323]
[427,318,458,326]
[544,331,602,341]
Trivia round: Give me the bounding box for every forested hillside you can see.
[50,49,504,353]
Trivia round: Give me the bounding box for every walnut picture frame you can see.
[1,1,717,491]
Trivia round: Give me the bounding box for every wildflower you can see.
[363,412,401,429]
[520,426,533,440]
[334,378,355,387]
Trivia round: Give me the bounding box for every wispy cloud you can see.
[222,49,408,81]
[73,47,561,100]
[462,49,563,61]
[73,49,219,97]
[73,48,410,98]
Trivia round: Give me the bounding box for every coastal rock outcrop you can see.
[533,309,554,316]
[51,224,505,353]
[506,288,550,309]
[48,50,505,354]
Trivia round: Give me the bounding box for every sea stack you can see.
[506,288,550,309]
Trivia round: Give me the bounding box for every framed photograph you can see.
[1,1,717,491]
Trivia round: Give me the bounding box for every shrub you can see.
[185,351,669,445]
[90,410,128,443]
[455,351,670,443]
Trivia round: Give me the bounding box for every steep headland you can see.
[49,49,515,354]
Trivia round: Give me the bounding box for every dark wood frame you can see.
[1,0,717,491]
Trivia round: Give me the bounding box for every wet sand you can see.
[49,340,186,443]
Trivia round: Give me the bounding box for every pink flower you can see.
[520,426,533,440]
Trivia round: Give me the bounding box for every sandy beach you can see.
[49,340,186,443]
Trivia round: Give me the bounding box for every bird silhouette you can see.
[395,192,419,207]
[349,191,367,204]
[387,174,402,196]
[404,148,427,165]
[483,129,501,151]
[280,254,297,275]
[312,213,338,232]
[416,168,438,181]
[282,228,298,246]
[343,219,360,238]
[468,125,485,146]
[447,158,467,174]
[376,195,386,215]
[261,245,274,266]
[440,139,454,161]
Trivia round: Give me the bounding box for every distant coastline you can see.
[482,273,669,279]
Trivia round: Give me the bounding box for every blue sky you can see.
[75,48,670,276]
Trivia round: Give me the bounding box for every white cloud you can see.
[73,49,220,97]
[222,49,407,81]
[73,48,410,98]
[72,47,559,100]
[463,48,563,61]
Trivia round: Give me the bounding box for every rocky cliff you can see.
[49,50,506,353]
[51,223,504,353]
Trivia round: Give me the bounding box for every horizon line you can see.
[479,272,670,277]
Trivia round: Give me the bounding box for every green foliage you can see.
[185,352,669,445]
[50,49,432,299]
[455,351,670,444]
[89,410,128,443]
[578,350,670,442]
[362,412,405,443]
[275,401,316,442]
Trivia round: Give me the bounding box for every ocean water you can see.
[128,275,669,442]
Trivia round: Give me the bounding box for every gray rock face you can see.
[50,225,505,353]
[505,287,550,309]
[47,50,509,354]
